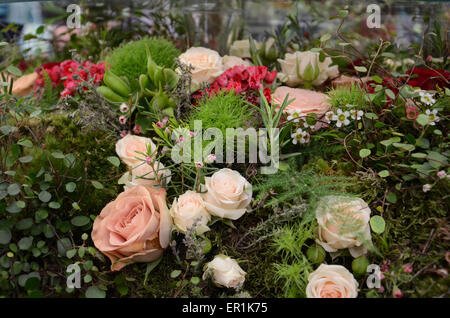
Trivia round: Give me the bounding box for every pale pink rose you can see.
[315,196,372,258]
[170,191,211,234]
[277,51,339,87]
[331,75,371,88]
[115,134,157,168]
[202,168,252,220]
[118,161,171,190]
[273,86,331,130]
[91,186,172,271]
[229,39,261,58]
[222,55,252,70]
[306,264,358,298]
[178,47,224,88]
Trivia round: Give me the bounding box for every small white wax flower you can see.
[425,109,440,125]
[333,109,350,127]
[423,184,432,193]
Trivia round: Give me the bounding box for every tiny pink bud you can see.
[189,130,195,137]
[119,115,127,125]
[378,286,385,293]
[179,136,184,143]
[146,156,153,164]
[393,288,403,298]
[133,125,142,134]
[206,153,216,163]
[195,161,203,168]
[403,265,413,273]
[426,55,432,62]
[156,121,164,128]
[120,130,129,138]
[437,170,447,179]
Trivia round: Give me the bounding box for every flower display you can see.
[306,264,358,298]
[91,186,172,271]
[170,190,211,235]
[203,254,246,289]
[315,195,372,258]
[277,51,339,87]
[35,59,105,97]
[202,168,252,220]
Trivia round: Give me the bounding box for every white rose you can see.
[229,39,261,58]
[118,161,171,190]
[170,190,211,235]
[278,51,339,87]
[222,55,252,71]
[202,168,252,220]
[178,47,224,88]
[315,195,372,258]
[115,134,157,168]
[202,254,246,289]
[306,264,358,298]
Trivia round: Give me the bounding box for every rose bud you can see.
[352,256,370,276]
[202,254,246,290]
[306,245,326,264]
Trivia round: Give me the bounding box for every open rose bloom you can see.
[170,191,211,235]
[91,186,172,271]
[115,134,157,168]
[315,195,372,258]
[306,264,358,298]
[203,254,246,290]
[202,168,252,220]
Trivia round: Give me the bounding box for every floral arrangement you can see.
[0,1,449,300]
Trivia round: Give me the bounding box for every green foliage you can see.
[327,84,367,110]
[189,91,252,136]
[106,37,180,91]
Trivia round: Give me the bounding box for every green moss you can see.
[106,37,180,90]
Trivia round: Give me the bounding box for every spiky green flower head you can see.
[189,91,253,137]
[327,84,367,110]
[105,37,180,91]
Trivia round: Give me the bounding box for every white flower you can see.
[203,255,246,290]
[118,161,171,190]
[333,109,350,127]
[350,109,364,121]
[306,264,358,298]
[170,191,211,235]
[229,39,261,58]
[286,108,302,123]
[324,111,335,123]
[423,184,432,193]
[291,128,310,145]
[120,103,129,113]
[437,170,447,179]
[419,91,436,106]
[425,109,440,125]
[205,153,217,164]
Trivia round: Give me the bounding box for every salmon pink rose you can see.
[170,191,211,235]
[202,168,252,220]
[315,195,372,258]
[306,264,358,298]
[273,86,331,130]
[91,186,172,271]
[115,134,157,168]
[178,47,224,88]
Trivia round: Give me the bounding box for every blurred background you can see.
[0,0,449,64]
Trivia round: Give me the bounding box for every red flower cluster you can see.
[406,67,450,91]
[35,60,105,97]
[193,65,277,105]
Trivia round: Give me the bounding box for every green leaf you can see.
[359,149,371,158]
[144,257,162,285]
[51,152,65,159]
[7,183,20,196]
[35,209,48,222]
[378,170,389,178]
[370,215,386,234]
[18,237,33,250]
[85,286,106,298]
[16,218,33,230]
[24,277,40,291]
[320,33,331,42]
[71,216,90,227]
[6,201,22,213]
[386,191,397,204]
[0,227,12,245]
[65,182,76,193]
[107,156,120,167]
[49,201,61,209]
[66,249,76,259]
[72,202,81,210]
[190,277,200,285]
[91,181,104,189]
[416,114,429,126]
[170,270,182,278]
[17,139,33,148]
[7,65,22,77]
[38,191,51,203]
[355,66,367,73]
[19,155,33,163]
